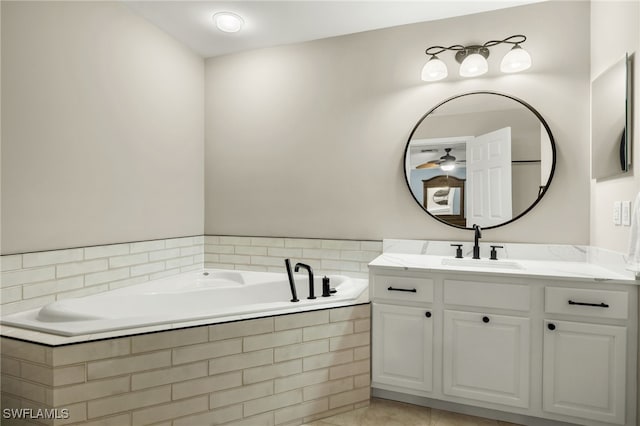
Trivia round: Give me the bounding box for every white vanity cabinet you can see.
[371,274,434,393]
[372,304,433,392]
[542,286,631,424]
[542,320,627,424]
[443,310,530,408]
[441,279,531,408]
[369,265,638,426]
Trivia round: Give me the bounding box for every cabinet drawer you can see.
[545,287,628,319]
[444,280,530,311]
[372,275,433,303]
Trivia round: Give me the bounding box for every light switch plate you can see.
[622,200,631,226]
[613,201,622,225]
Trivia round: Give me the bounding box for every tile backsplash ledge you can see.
[0,236,382,315]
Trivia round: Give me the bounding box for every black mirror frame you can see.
[403,91,557,231]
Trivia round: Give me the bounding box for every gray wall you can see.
[1,1,600,253]
[590,1,640,252]
[1,1,205,254]
[205,1,590,244]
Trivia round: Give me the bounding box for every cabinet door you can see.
[372,303,433,392]
[543,320,626,424]
[443,310,530,408]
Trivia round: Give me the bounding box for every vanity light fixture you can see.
[213,12,244,33]
[421,35,531,82]
[421,56,448,81]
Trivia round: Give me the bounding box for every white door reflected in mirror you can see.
[466,127,512,227]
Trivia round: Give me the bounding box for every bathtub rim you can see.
[0,268,369,341]
[0,300,371,347]
[0,265,370,347]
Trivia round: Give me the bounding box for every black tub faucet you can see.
[284,259,299,302]
[294,262,316,300]
[473,224,482,259]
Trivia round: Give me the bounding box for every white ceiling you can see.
[123,1,544,58]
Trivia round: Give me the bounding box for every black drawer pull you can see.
[425,311,432,318]
[482,316,490,323]
[548,323,556,331]
[568,300,609,308]
[387,286,417,293]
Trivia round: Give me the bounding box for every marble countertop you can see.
[370,253,634,282]
[370,240,639,284]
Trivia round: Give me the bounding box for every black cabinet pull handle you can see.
[548,323,556,331]
[425,311,432,318]
[482,316,490,323]
[568,300,609,308]
[387,286,417,293]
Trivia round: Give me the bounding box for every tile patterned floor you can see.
[304,398,523,426]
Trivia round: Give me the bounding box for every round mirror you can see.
[404,91,556,230]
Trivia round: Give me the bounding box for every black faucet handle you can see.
[322,276,331,297]
[489,245,504,260]
[450,244,463,259]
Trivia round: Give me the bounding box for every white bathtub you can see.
[1,269,369,337]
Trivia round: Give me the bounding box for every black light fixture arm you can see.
[425,44,465,57]
[482,34,527,49]
[425,35,527,61]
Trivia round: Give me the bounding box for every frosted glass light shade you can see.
[441,163,456,171]
[459,53,489,77]
[214,12,244,33]
[421,56,448,82]
[500,45,532,73]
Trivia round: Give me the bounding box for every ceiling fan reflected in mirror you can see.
[416,148,465,171]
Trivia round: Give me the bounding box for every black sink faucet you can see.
[472,224,482,259]
[295,262,316,300]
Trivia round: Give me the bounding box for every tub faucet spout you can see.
[294,262,316,300]
[284,259,299,302]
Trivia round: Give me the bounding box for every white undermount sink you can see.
[441,258,524,270]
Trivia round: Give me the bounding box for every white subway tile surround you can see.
[204,236,381,279]
[0,305,371,426]
[0,236,205,316]
[0,236,378,424]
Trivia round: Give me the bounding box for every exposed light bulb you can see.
[459,53,489,77]
[500,45,532,73]
[213,12,244,33]
[421,56,448,82]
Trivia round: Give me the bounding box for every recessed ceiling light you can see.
[213,12,244,33]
